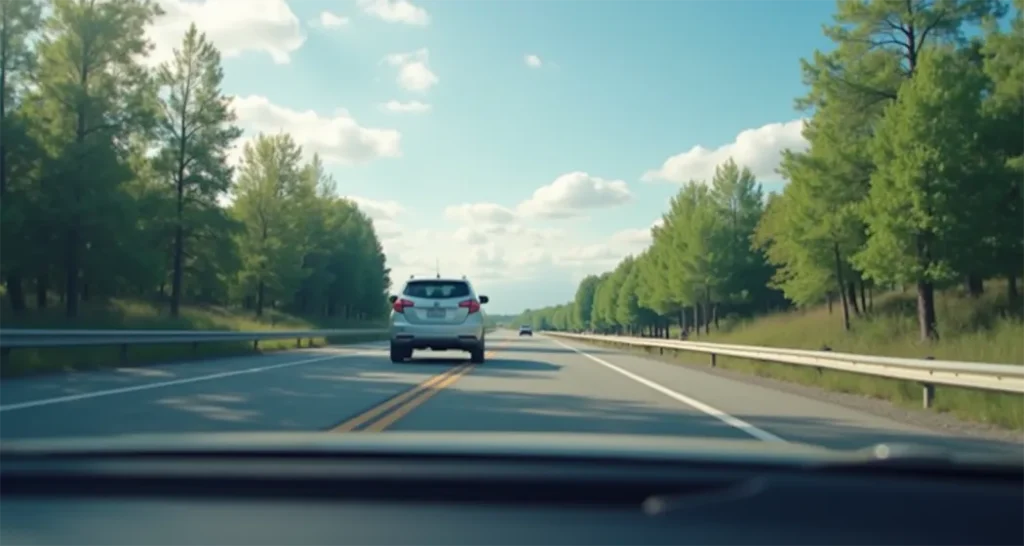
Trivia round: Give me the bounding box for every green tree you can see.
[572,275,600,330]
[979,0,1024,301]
[30,0,163,317]
[854,47,999,340]
[231,133,308,316]
[155,22,242,316]
[0,0,43,312]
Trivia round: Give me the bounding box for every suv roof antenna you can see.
[436,258,440,279]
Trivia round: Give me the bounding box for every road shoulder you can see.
[552,335,1024,447]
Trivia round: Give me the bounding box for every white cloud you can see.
[381,207,651,292]
[344,196,404,221]
[453,224,563,247]
[609,227,653,249]
[318,11,349,28]
[333,196,405,242]
[642,119,809,184]
[358,0,430,25]
[386,228,555,288]
[374,220,404,242]
[552,226,652,273]
[454,226,490,245]
[383,48,438,92]
[516,172,631,219]
[443,172,632,228]
[231,95,401,165]
[394,172,637,303]
[525,54,542,68]
[380,100,432,114]
[444,203,518,225]
[146,0,305,66]
[375,208,661,312]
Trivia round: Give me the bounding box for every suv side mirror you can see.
[388,295,398,304]
[479,295,489,304]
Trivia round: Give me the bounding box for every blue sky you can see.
[149,0,837,314]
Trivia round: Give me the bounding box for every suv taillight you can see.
[459,299,481,314]
[393,298,415,313]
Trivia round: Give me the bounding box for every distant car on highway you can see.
[388,276,489,364]
[519,325,532,336]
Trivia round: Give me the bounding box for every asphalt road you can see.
[0,330,1019,455]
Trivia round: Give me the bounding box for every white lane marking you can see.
[0,349,383,412]
[547,336,786,443]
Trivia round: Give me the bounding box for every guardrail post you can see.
[922,383,935,409]
[710,353,716,367]
[922,356,936,408]
[119,344,128,364]
[253,339,259,351]
[192,342,199,356]
[296,338,301,348]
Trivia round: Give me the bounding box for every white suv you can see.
[388,276,489,363]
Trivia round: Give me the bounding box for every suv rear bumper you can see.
[390,322,484,350]
[393,336,481,351]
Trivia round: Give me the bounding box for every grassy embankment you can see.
[0,298,388,378]
[591,282,1024,430]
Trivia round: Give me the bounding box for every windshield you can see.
[0,0,1021,465]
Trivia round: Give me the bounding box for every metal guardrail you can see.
[545,332,1024,408]
[0,329,389,363]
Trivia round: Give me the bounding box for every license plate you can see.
[427,308,445,319]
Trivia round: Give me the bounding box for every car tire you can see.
[390,343,407,363]
[469,344,485,364]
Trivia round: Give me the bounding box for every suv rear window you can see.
[403,281,471,299]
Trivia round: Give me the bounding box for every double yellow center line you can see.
[330,347,496,433]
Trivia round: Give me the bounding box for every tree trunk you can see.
[703,286,711,335]
[712,302,719,330]
[859,280,867,313]
[964,274,984,297]
[832,242,850,331]
[170,222,184,316]
[917,280,939,341]
[827,293,833,314]
[692,304,699,337]
[64,228,79,319]
[6,273,26,313]
[35,274,47,309]
[256,280,265,317]
[1008,275,1019,306]
[847,281,860,315]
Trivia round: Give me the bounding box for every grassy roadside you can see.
[590,284,1024,430]
[0,299,388,378]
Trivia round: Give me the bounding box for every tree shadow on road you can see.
[0,347,362,406]
[388,384,1024,456]
[493,338,615,355]
[392,355,562,377]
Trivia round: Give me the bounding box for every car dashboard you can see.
[2,436,1022,546]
